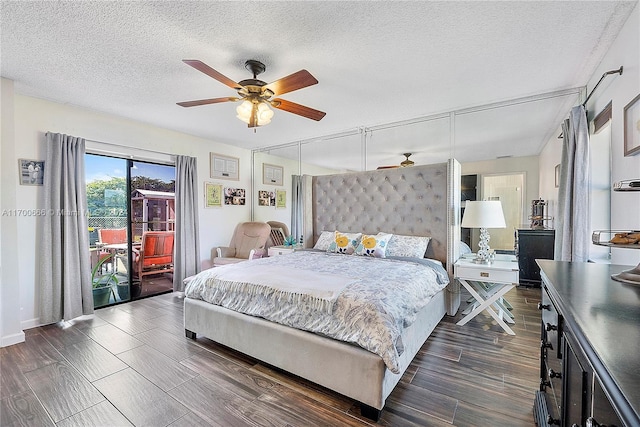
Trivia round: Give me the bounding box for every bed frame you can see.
[184,159,461,420]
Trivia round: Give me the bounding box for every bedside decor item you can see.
[18,159,44,185]
[283,235,297,247]
[461,200,506,264]
[624,93,640,156]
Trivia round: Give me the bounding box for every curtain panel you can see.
[291,175,304,244]
[40,132,93,323]
[555,105,591,262]
[174,155,200,291]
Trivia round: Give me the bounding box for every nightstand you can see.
[454,255,519,335]
[268,245,297,256]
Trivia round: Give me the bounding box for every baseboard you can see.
[1,331,25,347]
[21,317,41,331]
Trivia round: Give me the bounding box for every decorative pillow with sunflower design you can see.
[355,233,393,258]
[327,231,361,255]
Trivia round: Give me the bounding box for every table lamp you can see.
[461,200,506,264]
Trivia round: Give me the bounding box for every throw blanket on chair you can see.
[193,263,357,314]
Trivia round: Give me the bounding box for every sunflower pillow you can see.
[327,231,361,255]
[355,233,393,258]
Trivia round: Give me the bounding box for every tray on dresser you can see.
[592,230,640,285]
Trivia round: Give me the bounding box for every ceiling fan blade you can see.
[177,97,237,107]
[182,60,242,90]
[272,98,326,121]
[264,70,318,96]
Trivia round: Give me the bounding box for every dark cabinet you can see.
[534,262,633,427]
[516,229,555,286]
[461,174,477,248]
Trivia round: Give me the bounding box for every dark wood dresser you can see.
[534,260,640,427]
[516,228,555,286]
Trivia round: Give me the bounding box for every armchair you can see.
[266,220,290,248]
[133,231,175,279]
[96,228,127,273]
[212,222,271,266]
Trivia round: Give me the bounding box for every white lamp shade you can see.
[461,200,506,228]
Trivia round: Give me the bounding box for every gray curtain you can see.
[174,155,200,291]
[40,132,93,323]
[555,105,591,262]
[291,175,304,244]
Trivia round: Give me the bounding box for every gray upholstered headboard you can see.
[303,159,461,315]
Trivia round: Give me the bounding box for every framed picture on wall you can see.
[624,93,640,156]
[18,159,44,186]
[210,153,239,180]
[276,190,286,208]
[204,182,222,208]
[554,164,560,188]
[262,163,283,186]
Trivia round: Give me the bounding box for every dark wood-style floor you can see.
[1,286,542,426]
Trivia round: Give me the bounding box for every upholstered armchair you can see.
[132,231,175,279]
[266,220,290,248]
[212,222,271,266]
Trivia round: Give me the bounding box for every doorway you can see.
[86,154,175,308]
[482,173,525,251]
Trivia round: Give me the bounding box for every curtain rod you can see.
[86,138,177,160]
[582,66,623,107]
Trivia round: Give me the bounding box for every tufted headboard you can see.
[303,159,461,315]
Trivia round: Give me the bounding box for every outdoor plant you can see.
[91,253,117,306]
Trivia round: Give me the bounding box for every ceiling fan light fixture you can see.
[236,99,274,126]
[236,100,253,124]
[400,153,415,167]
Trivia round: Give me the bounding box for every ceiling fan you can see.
[377,153,415,169]
[177,59,326,128]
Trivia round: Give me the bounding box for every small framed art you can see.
[554,164,560,188]
[18,159,44,186]
[276,190,286,208]
[210,153,239,180]
[204,182,222,208]
[262,163,283,186]
[224,187,246,205]
[624,94,640,156]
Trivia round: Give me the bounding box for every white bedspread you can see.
[186,263,357,314]
[185,250,449,373]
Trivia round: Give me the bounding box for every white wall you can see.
[1,87,254,343]
[1,79,26,346]
[538,3,640,266]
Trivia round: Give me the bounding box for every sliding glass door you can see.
[86,154,175,308]
[86,154,129,308]
[129,161,175,300]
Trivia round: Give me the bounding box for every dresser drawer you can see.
[540,287,562,359]
[455,264,518,284]
[268,246,295,256]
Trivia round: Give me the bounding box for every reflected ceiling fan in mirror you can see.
[177,59,326,128]
[377,153,416,169]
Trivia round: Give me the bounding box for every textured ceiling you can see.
[1,1,636,168]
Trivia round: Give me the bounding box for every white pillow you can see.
[386,234,431,258]
[313,231,335,251]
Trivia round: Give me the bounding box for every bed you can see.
[184,159,461,420]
